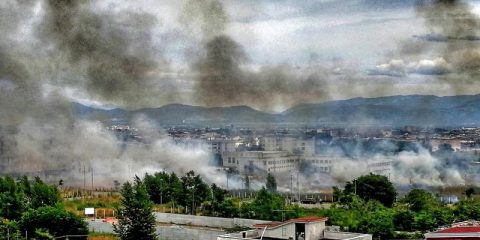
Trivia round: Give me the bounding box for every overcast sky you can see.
[4,0,480,111]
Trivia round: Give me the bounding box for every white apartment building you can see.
[264,136,315,155]
[367,157,394,179]
[206,139,236,155]
[302,155,334,173]
[222,151,299,173]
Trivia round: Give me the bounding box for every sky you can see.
[3,0,480,112]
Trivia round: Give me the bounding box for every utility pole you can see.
[83,164,86,199]
[91,167,94,195]
[354,179,357,195]
[296,171,300,202]
[273,209,295,222]
[290,171,293,197]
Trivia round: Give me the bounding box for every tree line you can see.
[310,174,480,239]
[0,176,88,239]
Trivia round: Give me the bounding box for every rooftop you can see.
[253,216,328,229]
[436,227,480,233]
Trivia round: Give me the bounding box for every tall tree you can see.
[401,189,439,212]
[114,176,157,240]
[266,173,277,193]
[18,206,88,238]
[466,187,475,199]
[181,171,210,214]
[344,174,397,207]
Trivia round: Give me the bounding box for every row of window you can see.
[307,159,332,164]
[265,159,296,165]
[226,157,238,164]
[369,162,391,167]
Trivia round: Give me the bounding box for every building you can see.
[367,157,394,179]
[301,155,334,173]
[425,224,480,240]
[222,151,298,173]
[264,136,315,155]
[217,216,372,240]
[430,138,462,152]
[206,139,237,155]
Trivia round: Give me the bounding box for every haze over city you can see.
[3,1,480,239]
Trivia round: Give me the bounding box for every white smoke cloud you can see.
[7,116,227,187]
[393,147,465,186]
[329,146,466,187]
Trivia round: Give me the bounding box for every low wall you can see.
[324,231,372,240]
[154,212,270,228]
[217,230,260,240]
[156,225,225,240]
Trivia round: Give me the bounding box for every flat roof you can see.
[436,227,480,233]
[253,216,328,229]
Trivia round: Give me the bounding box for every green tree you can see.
[114,177,157,240]
[144,172,169,204]
[358,201,395,239]
[180,171,211,214]
[0,176,25,220]
[344,174,397,207]
[413,211,437,231]
[18,206,88,238]
[29,177,60,209]
[401,189,439,212]
[167,172,183,204]
[393,210,415,231]
[216,199,239,218]
[240,187,295,221]
[454,200,480,221]
[266,173,277,193]
[466,187,475,199]
[245,174,250,190]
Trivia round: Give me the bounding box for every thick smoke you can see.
[39,0,175,107]
[0,0,476,189]
[329,146,467,187]
[8,117,222,186]
[185,0,331,110]
[373,0,480,84]
[0,0,219,187]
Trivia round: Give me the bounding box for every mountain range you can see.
[72,94,480,127]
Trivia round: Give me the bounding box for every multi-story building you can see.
[264,135,315,155]
[301,155,334,173]
[222,151,298,173]
[206,139,236,155]
[367,157,394,179]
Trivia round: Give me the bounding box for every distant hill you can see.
[72,103,274,126]
[72,94,480,127]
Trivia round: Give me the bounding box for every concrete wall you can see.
[306,221,326,240]
[89,220,225,240]
[263,223,295,239]
[217,230,260,240]
[156,225,224,240]
[154,212,270,228]
[324,231,372,240]
[88,220,114,233]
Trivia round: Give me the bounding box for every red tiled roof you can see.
[437,227,480,233]
[253,216,328,229]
